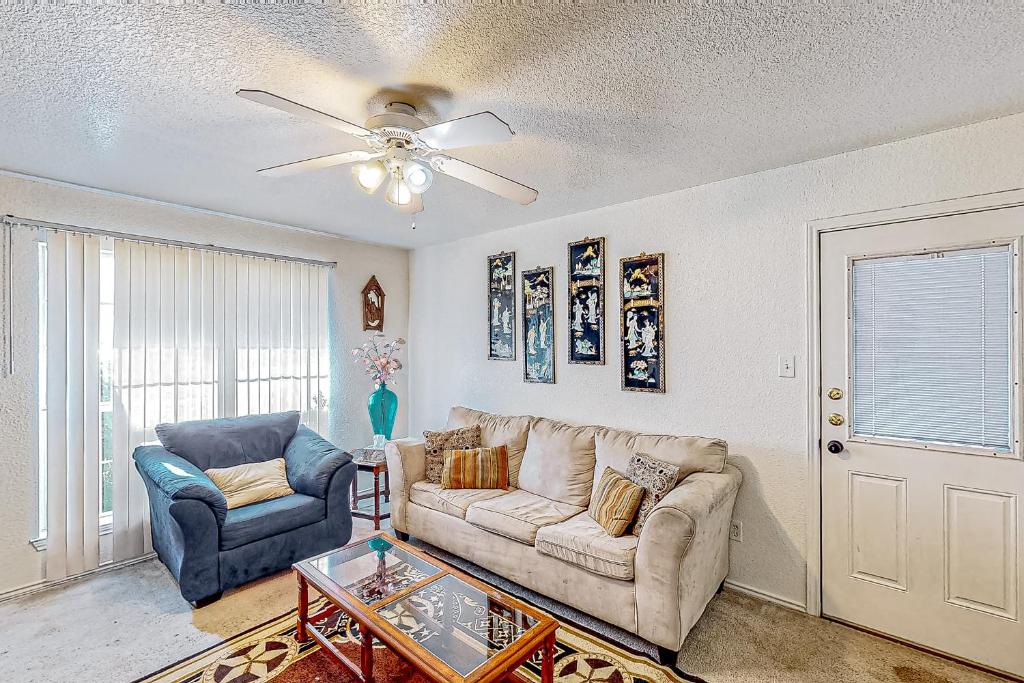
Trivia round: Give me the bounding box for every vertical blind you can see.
[44,231,331,580]
[851,246,1013,451]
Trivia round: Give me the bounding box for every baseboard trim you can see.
[0,553,157,604]
[723,579,807,613]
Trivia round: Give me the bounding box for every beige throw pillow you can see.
[205,458,295,510]
[625,452,680,535]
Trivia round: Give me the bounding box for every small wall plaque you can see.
[362,275,386,331]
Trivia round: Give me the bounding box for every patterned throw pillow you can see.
[626,452,681,535]
[423,425,482,483]
[441,445,510,490]
[588,467,646,537]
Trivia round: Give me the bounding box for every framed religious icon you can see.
[620,252,665,393]
[487,252,516,360]
[567,236,605,364]
[361,276,386,331]
[522,266,555,383]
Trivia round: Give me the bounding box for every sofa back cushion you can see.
[447,406,533,488]
[591,428,727,502]
[518,418,597,507]
[156,411,301,471]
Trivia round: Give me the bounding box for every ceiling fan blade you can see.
[399,192,424,214]
[416,112,514,150]
[237,89,378,142]
[258,150,383,178]
[433,156,538,205]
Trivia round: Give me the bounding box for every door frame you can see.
[804,186,1024,617]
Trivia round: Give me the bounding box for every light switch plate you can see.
[729,520,743,542]
[778,354,796,378]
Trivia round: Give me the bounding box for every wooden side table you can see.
[350,448,390,531]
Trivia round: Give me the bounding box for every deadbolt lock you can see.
[828,413,845,427]
[827,387,843,400]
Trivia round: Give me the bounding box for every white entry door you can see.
[820,206,1024,677]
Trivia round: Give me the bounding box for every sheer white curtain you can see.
[45,231,330,579]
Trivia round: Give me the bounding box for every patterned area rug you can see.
[135,599,686,683]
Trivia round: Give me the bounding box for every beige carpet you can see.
[0,517,1007,683]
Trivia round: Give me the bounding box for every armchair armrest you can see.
[384,438,426,533]
[635,463,742,650]
[284,425,353,498]
[133,445,228,526]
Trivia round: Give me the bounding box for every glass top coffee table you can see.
[293,533,558,683]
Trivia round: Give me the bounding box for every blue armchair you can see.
[133,411,355,606]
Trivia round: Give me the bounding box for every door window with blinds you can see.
[38,230,331,579]
[849,244,1016,454]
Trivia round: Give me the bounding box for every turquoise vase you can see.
[368,383,398,440]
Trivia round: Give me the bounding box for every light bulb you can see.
[403,162,433,194]
[352,161,387,194]
[385,177,412,206]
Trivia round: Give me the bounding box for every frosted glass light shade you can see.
[352,161,387,194]
[404,162,433,193]
[384,177,412,206]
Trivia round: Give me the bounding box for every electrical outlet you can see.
[729,521,743,542]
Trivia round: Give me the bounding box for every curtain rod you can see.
[2,215,338,268]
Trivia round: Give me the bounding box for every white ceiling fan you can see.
[236,90,539,215]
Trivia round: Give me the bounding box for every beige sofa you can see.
[385,406,742,660]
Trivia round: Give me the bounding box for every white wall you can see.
[409,112,1024,607]
[0,174,409,594]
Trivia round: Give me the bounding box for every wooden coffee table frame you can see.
[294,533,557,683]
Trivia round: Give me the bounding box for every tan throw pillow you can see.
[625,452,680,535]
[423,425,482,484]
[441,445,509,490]
[204,458,295,510]
[587,467,645,538]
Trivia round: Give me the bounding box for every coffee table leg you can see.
[360,625,374,681]
[351,471,359,511]
[296,573,309,643]
[384,470,390,502]
[373,471,381,531]
[541,632,555,683]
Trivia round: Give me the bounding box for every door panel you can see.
[849,472,908,590]
[820,207,1024,677]
[944,485,1018,620]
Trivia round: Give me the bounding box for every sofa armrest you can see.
[133,445,228,526]
[384,438,427,533]
[634,463,742,650]
[284,425,353,498]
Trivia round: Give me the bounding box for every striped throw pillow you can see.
[441,445,510,490]
[588,467,645,537]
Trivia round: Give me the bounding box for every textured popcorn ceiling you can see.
[1,3,1023,248]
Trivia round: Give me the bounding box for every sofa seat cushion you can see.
[409,481,509,519]
[220,493,325,550]
[465,489,584,545]
[536,513,639,580]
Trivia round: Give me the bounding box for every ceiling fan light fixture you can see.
[352,160,387,194]
[404,162,433,194]
[384,176,413,207]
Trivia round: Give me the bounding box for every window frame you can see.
[843,237,1023,460]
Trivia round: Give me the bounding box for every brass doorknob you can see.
[828,413,845,426]
[827,387,843,400]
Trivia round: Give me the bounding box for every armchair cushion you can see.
[155,411,301,471]
[284,425,353,498]
[219,493,325,551]
[133,445,229,526]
